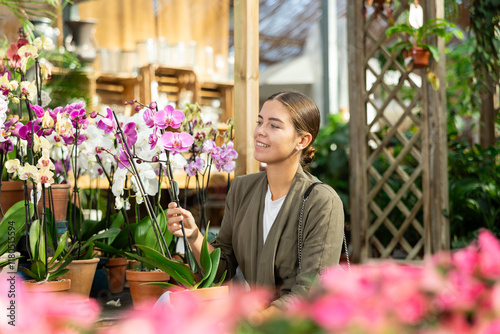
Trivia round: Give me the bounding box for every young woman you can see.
[166,91,344,311]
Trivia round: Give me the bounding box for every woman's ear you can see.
[298,133,312,150]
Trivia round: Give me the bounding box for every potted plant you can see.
[385,4,463,68]
[126,221,228,307]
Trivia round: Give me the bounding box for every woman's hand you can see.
[166,202,199,241]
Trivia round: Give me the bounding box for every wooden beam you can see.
[234,0,260,176]
[421,0,449,253]
[347,0,368,263]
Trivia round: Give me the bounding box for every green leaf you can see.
[30,260,46,281]
[81,228,121,250]
[201,248,222,288]
[48,268,69,281]
[29,220,41,261]
[0,201,33,254]
[199,224,212,282]
[140,281,180,289]
[125,252,194,289]
[425,44,440,62]
[134,244,196,286]
[49,232,68,264]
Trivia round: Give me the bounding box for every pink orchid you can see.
[143,108,155,128]
[184,158,206,177]
[96,108,117,134]
[123,122,138,147]
[152,105,184,129]
[159,131,194,154]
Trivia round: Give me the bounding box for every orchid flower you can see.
[18,163,38,181]
[97,108,117,134]
[5,159,21,177]
[159,131,194,154]
[153,105,185,129]
[184,158,206,177]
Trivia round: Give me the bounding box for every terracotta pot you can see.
[410,46,430,69]
[126,270,170,308]
[59,258,99,299]
[0,181,25,219]
[169,285,229,306]
[106,257,128,294]
[28,183,71,222]
[22,278,71,294]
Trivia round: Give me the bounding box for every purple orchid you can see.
[122,122,138,147]
[212,141,238,173]
[153,105,184,129]
[30,104,45,119]
[159,131,194,154]
[69,108,89,130]
[0,138,13,153]
[117,149,131,169]
[18,121,42,145]
[148,132,159,150]
[202,139,217,154]
[184,158,206,177]
[97,108,117,134]
[143,108,155,128]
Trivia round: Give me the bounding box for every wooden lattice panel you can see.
[348,0,449,262]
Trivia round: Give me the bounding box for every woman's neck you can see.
[266,162,299,200]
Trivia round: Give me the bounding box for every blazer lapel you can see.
[256,166,308,286]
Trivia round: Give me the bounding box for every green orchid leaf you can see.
[0,201,33,254]
[201,247,222,288]
[140,281,180,289]
[48,269,69,281]
[135,245,195,283]
[81,227,121,250]
[125,252,194,289]
[49,232,68,265]
[199,224,212,281]
[213,271,227,287]
[30,260,46,281]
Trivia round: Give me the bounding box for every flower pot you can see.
[22,278,71,295]
[409,46,430,69]
[106,257,128,294]
[126,270,170,308]
[169,285,229,306]
[28,183,71,223]
[59,258,99,299]
[0,181,25,219]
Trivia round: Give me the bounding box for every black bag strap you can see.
[298,182,350,273]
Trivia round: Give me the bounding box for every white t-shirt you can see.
[263,186,286,244]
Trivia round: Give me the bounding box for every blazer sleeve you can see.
[272,185,345,309]
[211,178,239,281]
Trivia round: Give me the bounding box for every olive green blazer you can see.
[212,165,344,309]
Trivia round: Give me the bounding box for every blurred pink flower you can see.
[0,274,100,333]
[478,229,500,280]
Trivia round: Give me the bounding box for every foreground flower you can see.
[0,274,100,333]
[159,131,194,154]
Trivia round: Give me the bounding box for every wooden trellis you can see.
[348,0,449,262]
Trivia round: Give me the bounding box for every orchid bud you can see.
[130,100,135,105]
[90,111,97,118]
[149,102,157,110]
[152,156,159,162]
[136,159,142,164]
[135,105,141,112]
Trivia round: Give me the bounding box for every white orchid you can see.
[5,159,21,177]
[33,36,54,51]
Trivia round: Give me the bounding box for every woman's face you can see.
[253,100,301,166]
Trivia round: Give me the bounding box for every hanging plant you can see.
[385,2,463,69]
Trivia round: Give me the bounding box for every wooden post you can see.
[347,0,368,262]
[234,0,260,176]
[421,0,449,253]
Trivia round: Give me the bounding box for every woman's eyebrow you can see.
[258,115,285,124]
